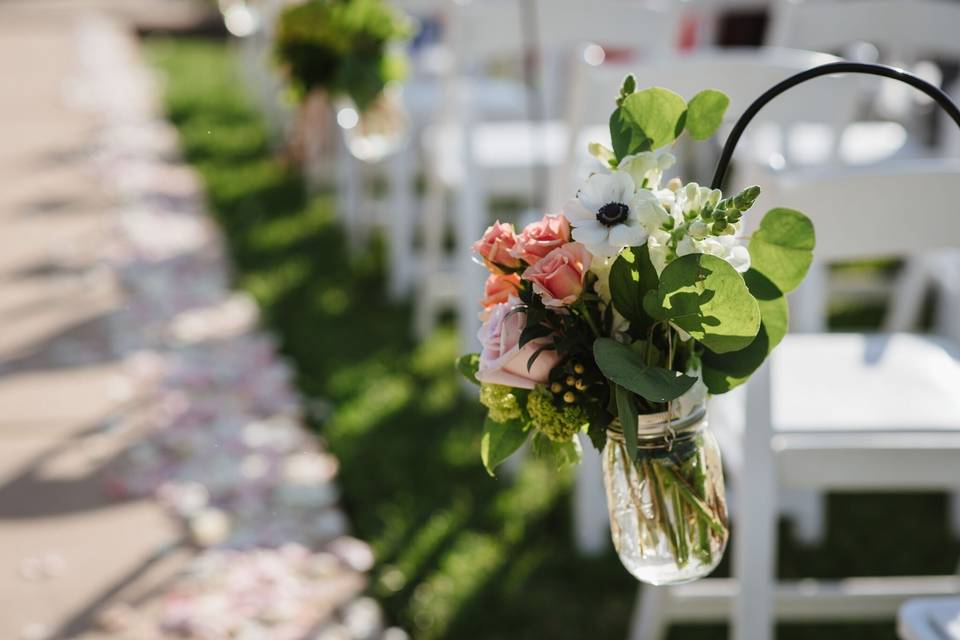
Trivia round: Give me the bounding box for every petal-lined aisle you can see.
[0,6,399,639]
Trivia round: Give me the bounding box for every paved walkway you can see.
[0,9,186,639]
[0,5,396,639]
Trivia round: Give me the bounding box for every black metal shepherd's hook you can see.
[710,61,960,191]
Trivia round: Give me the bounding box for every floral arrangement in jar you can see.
[457,77,816,584]
[275,0,412,161]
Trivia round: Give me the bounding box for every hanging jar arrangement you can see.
[274,0,412,163]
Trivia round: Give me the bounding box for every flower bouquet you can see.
[275,0,412,161]
[457,77,816,584]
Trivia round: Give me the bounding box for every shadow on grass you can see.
[146,37,959,640]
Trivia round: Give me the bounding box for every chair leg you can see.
[455,174,487,357]
[387,138,416,301]
[627,585,670,640]
[413,161,445,340]
[732,361,777,640]
[573,433,609,555]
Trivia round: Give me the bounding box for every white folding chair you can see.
[767,0,960,163]
[631,159,960,640]
[414,0,681,351]
[569,47,865,555]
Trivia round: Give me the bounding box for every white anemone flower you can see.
[619,151,676,190]
[564,172,668,258]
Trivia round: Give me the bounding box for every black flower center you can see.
[597,202,630,227]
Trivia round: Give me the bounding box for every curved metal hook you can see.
[710,61,960,190]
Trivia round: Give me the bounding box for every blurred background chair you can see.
[767,0,960,164]
[412,0,681,350]
[898,595,960,639]
[630,159,960,640]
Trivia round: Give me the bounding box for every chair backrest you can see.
[446,0,680,64]
[762,159,960,262]
[767,0,960,62]
[562,46,862,193]
[575,47,855,132]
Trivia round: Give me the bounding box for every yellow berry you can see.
[573,363,585,374]
[550,382,563,394]
[565,376,576,386]
[574,379,588,391]
[563,391,576,403]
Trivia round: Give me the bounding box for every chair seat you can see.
[711,333,960,482]
[774,333,960,433]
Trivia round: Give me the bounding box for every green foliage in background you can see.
[275,0,410,110]
[147,37,960,640]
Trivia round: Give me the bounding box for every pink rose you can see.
[476,298,560,389]
[522,242,592,307]
[473,221,521,272]
[512,213,571,265]
[481,273,521,310]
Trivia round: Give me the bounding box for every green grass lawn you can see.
[145,37,959,640]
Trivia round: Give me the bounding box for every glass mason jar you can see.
[335,86,409,163]
[602,404,728,585]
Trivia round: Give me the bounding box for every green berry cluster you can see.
[527,385,588,443]
[479,384,522,423]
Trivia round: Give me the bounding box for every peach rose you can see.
[476,298,560,389]
[522,242,592,307]
[512,213,571,265]
[473,221,521,272]
[481,273,521,310]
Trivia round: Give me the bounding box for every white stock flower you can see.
[677,233,751,273]
[646,228,672,275]
[619,151,675,190]
[564,172,668,259]
[589,256,614,303]
[588,142,615,166]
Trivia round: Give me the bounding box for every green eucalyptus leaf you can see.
[456,353,481,385]
[685,89,730,140]
[610,245,659,327]
[531,432,582,470]
[614,384,639,460]
[621,87,688,151]
[656,253,761,354]
[749,208,816,293]
[701,269,788,393]
[480,416,527,477]
[610,107,652,161]
[594,338,696,403]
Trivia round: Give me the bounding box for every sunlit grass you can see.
[147,36,959,640]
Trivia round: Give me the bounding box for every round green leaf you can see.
[702,269,788,393]
[656,253,761,354]
[621,87,687,151]
[480,416,527,477]
[685,89,730,140]
[609,245,659,327]
[749,208,816,294]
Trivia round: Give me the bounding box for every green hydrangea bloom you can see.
[479,384,522,423]
[526,385,587,443]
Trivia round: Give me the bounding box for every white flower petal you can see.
[608,171,636,202]
[571,220,608,245]
[608,222,648,248]
[727,245,751,272]
[563,198,597,224]
[585,242,619,259]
